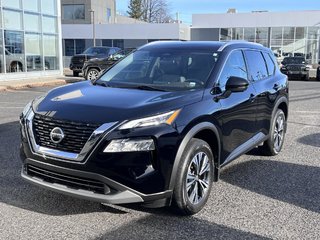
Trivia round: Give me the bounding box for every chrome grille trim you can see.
[25,111,118,162]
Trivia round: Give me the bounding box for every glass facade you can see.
[0,0,60,74]
[219,26,320,64]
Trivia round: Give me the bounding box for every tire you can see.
[172,138,214,215]
[261,109,286,156]
[73,71,79,77]
[86,68,100,81]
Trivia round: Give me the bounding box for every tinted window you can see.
[218,50,247,91]
[244,50,268,81]
[263,52,276,76]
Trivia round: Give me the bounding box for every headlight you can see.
[104,138,155,152]
[22,100,33,117]
[119,110,181,130]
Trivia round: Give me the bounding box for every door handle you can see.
[273,83,280,91]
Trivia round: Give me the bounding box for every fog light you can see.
[103,139,155,153]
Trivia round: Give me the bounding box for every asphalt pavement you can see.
[0,81,319,240]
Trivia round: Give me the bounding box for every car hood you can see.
[34,81,203,124]
[72,54,96,59]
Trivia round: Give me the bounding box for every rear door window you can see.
[244,50,268,81]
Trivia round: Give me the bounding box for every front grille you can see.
[26,164,106,194]
[71,56,85,65]
[33,114,100,154]
[288,66,301,71]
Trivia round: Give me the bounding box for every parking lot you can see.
[0,81,319,240]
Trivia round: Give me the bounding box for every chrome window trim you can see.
[25,110,118,163]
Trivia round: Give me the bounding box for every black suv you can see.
[280,57,310,80]
[20,41,288,215]
[69,46,120,77]
[82,49,134,81]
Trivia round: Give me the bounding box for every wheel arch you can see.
[168,122,221,191]
[273,96,289,131]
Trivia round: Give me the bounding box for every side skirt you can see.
[220,132,268,168]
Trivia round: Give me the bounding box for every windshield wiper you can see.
[134,85,167,92]
[95,81,111,87]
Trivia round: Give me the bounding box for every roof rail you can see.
[217,40,263,52]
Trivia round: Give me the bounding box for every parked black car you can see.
[20,41,288,215]
[82,48,135,81]
[69,46,121,77]
[280,57,310,80]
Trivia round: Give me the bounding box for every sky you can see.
[116,0,320,24]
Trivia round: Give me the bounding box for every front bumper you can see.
[69,64,83,72]
[281,70,308,79]
[21,158,172,205]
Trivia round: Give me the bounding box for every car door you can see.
[244,50,281,137]
[214,50,258,164]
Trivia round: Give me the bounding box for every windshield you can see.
[283,57,305,64]
[83,47,110,55]
[97,48,219,91]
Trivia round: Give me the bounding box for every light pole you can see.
[89,9,96,47]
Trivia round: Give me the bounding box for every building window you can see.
[3,10,22,30]
[41,0,57,15]
[243,28,255,42]
[25,33,42,71]
[42,16,57,34]
[102,39,112,47]
[4,30,25,73]
[106,8,111,23]
[113,39,124,49]
[24,13,40,32]
[44,35,58,70]
[63,4,85,20]
[220,28,232,41]
[24,0,39,12]
[2,0,21,9]
[75,39,85,54]
[64,39,75,56]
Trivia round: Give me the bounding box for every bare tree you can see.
[140,0,173,23]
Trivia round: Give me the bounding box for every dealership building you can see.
[61,4,320,66]
[0,0,62,81]
[191,10,320,65]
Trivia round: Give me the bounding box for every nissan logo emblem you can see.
[50,127,65,144]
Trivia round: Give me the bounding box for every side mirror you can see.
[225,76,249,93]
[318,61,320,64]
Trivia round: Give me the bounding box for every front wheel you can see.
[86,68,100,81]
[172,138,214,215]
[262,109,286,156]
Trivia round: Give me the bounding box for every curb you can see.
[0,78,83,92]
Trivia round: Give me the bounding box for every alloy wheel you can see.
[273,114,285,152]
[87,69,99,80]
[186,151,211,205]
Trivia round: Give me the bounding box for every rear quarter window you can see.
[244,50,268,81]
[262,52,276,76]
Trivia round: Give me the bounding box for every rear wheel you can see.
[261,109,286,156]
[172,138,214,215]
[86,68,100,81]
